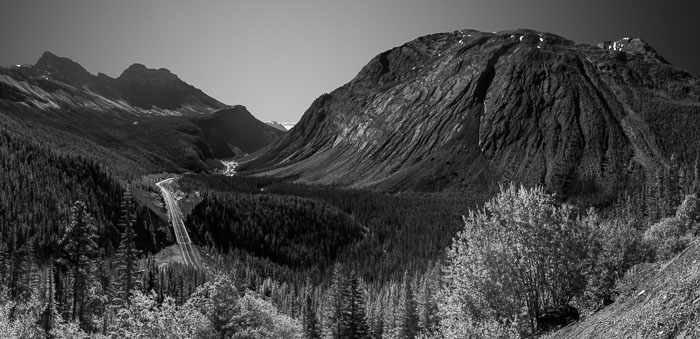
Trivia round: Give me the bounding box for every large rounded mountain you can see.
[243,29,700,201]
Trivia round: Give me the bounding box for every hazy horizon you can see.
[1,0,697,123]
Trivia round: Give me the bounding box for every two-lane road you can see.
[156,178,205,270]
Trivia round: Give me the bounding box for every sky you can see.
[1,0,697,123]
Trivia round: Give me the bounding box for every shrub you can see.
[584,215,652,308]
[676,194,699,224]
[437,184,593,336]
[644,217,693,261]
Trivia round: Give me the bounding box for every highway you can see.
[156,178,205,270]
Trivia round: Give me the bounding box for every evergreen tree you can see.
[323,263,346,339]
[302,284,321,339]
[669,154,681,210]
[397,272,419,339]
[343,271,369,339]
[690,156,700,195]
[59,200,99,325]
[0,243,8,288]
[417,275,439,334]
[114,187,141,303]
[40,261,59,335]
[17,242,40,299]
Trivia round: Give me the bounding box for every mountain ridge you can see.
[243,29,700,200]
[0,52,284,175]
[0,51,227,115]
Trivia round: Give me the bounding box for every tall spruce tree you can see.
[397,272,419,339]
[417,273,439,334]
[324,263,346,339]
[343,271,369,339]
[669,154,681,210]
[40,261,59,335]
[59,200,99,324]
[114,187,141,303]
[693,157,700,194]
[302,283,321,339]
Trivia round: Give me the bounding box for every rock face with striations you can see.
[244,29,700,199]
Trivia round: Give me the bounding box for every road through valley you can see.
[156,178,205,270]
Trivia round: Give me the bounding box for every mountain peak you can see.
[597,37,668,63]
[118,63,183,88]
[33,51,94,86]
[37,51,59,62]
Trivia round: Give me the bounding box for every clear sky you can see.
[1,0,697,122]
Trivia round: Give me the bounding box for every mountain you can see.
[266,121,287,131]
[0,51,226,115]
[280,122,296,130]
[195,106,285,158]
[0,52,282,175]
[243,29,700,200]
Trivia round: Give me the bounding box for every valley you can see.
[0,22,699,339]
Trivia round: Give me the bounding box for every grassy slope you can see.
[547,239,700,339]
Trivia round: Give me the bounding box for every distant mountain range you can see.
[0,52,284,174]
[265,121,298,132]
[1,51,227,115]
[265,121,287,131]
[243,29,700,201]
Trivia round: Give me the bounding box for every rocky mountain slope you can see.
[0,52,283,174]
[0,51,226,115]
[243,29,700,199]
[546,239,700,338]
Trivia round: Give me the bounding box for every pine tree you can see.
[114,187,141,303]
[645,175,660,222]
[40,261,59,335]
[417,274,439,334]
[302,283,321,339]
[655,169,668,218]
[397,272,419,339]
[18,241,40,299]
[59,200,99,324]
[323,263,346,339]
[693,157,700,195]
[343,271,369,339]
[0,243,8,287]
[669,154,681,210]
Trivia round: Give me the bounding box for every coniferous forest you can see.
[2,109,700,337]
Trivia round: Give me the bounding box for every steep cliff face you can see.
[244,29,700,198]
